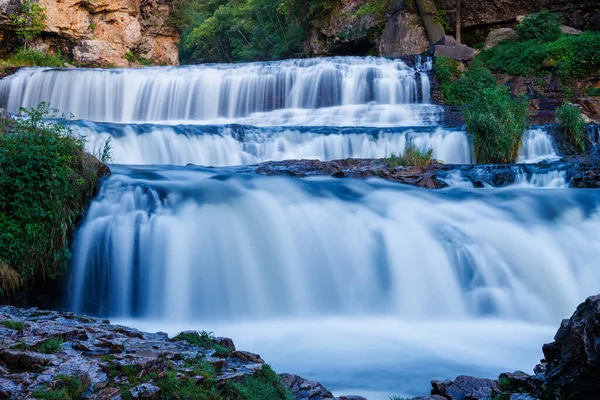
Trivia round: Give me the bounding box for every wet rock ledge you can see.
[237,159,600,189]
[0,306,362,400]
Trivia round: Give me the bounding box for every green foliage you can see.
[387,142,435,168]
[173,330,232,357]
[434,57,497,105]
[221,365,294,400]
[176,0,321,63]
[464,86,528,164]
[124,51,136,63]
[355,0,392,18]
[9,0,46,48]
[0,319,25,331]
[32,374,86,400]
[433,10,451,32]
[557,103,586,152]
[588,87,600,96]
[516,11,562,42]
[7,48,64,67]
[479,28,600,81]
[34,337,64,354]
[0,103,105,292]
[89,23,96,31]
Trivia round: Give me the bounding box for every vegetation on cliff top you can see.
[0,104,108,295]
[478,11,600,82]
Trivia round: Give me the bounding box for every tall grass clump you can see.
[464,86,528,164]
[0,103,107,294]
[387,142,435,168]
[557,103,586,151]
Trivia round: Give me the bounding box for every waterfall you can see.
[77,121,473,165]
[518,128,560,163]
[72,166,600,323]
[2,57,437,124]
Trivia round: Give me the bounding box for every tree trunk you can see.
[456,0,461,43]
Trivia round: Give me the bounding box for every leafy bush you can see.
[9,0,46,48]
[221,365,294,400]
[556,103,586,151]
[464,86,528,164]
[387,142,435,168]
[479,28,600,80]
[0,103,106,293]
[7,48,64,67]
[516,11,563,42]
[434,57,497,105]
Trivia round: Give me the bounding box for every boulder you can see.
[561,25,582,35]
[379,10,429,57]
[433,36,475,61]
[541,294,600,399]
[129,383,161,399]
[431,375,500,400]
[280,373,334,400]
[483,28,517,50]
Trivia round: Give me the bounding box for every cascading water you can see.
[78,121,473,165]
[0,56,590,399]
[518,128,560,163]
[2,57,436,124]
[71,166,600,397]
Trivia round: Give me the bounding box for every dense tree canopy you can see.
[174,0,334,64]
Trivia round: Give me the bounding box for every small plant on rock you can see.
[9,0,46,49]
[387,142,435,169]
[557,103,586,152]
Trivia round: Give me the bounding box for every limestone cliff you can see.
[0,0,179,66]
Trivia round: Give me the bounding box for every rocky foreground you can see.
[0,306,363,400]
[236,159,600,189]
[2,295,600,399]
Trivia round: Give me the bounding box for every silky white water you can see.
[1,56,587,399]
[1,57,435,124]
[70,166,600,397]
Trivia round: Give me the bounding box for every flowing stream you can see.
[0,56,590,399]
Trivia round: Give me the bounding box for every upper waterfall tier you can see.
[1,57,435,125]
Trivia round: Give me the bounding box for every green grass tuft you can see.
[387,142,435,168]
[0,320,25,332]
[220,365,294,400]
[7,48,64,67]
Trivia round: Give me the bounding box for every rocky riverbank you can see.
[235,158,600,189]
[2,295,600,399]
[412,294,600,400]
[0,306,363,399]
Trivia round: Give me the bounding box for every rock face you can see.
[434,0,600,33]
[0,0,179,66]
[378,10,429,57]
[541,294,600,399]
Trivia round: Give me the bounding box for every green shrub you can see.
[173,330,232,358]
[7,48,64,67]
[124,51,136,63]
[387,142,435,168]
[479,29,600,81]
[221,365,294,400]
[516,10,562,42]
[0,103,106,293]
[588,87,600,96]
[32,374,87,400]
[556,103,586,151]
[464,86,528,164]
[434,58,497,105]
[0,320,25,331]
